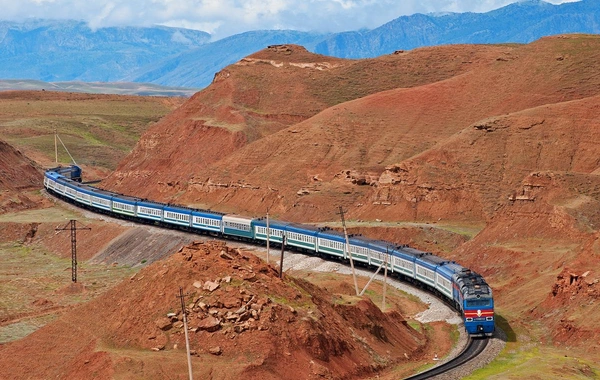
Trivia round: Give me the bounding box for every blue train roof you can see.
[89,186,117,199]
[286,223,320,235]
[389,248,417,262]
[396,246,425,256]
[416,253,448,265]
[137,199,163,207]
[436,261,465,278]
[45,171,62,180]
[71,183,96,194]
[222,214,255,223]
[191,209,224,219]
[164,204,193,213]
[368,239,397,252]
[348,236,393,251]
[454,268,493,298]
[47,165,81,180]
[415,252,451,271]
[253,218,289,229]
[347,235,372,248]
[61,178,77,188]
[112,193,140,204]
[55,176,69,185]
[316,227,347,242]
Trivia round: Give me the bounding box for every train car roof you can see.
[286,223,321,234]
[112,193,140,203]
[347,234,374,248]
[252,218,289,228]
[164,204,193,213]
[71,183,96,193]
[191,209,225,218]
[368,239,398,251]
[88,186,118,198]
[45,171,62,179]
[396,246,426,256]
[222,214,255,223]
[348,235,393,251]
[48,165,81,174]
[415,253,449,266]
[436,261,465,277]
[60,178,78,187]
[137,199,165,208]
[316,228,347,241]
[389,247,418,261]
[455,269,493,297]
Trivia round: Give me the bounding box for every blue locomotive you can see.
[44,165,494,337]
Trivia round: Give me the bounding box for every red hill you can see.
[96,35,600,357]
[0,241,426,379]
[0,139,42,213]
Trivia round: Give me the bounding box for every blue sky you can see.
[1,0,580,40]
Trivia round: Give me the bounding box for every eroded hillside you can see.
[0,139,43,213]
[101,43,510,203]
[99,35,600,359]
[104,36,600,224]
[0,241,428,379]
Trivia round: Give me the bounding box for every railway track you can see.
[404,337,489,380]
[44,186,495,377]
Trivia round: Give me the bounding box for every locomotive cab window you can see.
[466,299,491,307]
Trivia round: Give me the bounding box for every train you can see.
[43,165,495,337]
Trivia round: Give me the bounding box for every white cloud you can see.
[0,0,582,40]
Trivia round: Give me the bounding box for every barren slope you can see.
[0,241,427,380]
[103,35,600,224]
[102,43,510,198]
[394,95,600,350]
[0,139,43,213]
[95,34,600,360]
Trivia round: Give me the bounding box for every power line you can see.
[338,206,359,296]
[55,220,90,283]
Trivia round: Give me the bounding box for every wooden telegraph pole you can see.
[54,128,58,164]
[279,236,286,279]
[177,287,193,380]
[338,206,359,296]
[382,247,389,311]
[55,220,90,283]
[266,211,270,265]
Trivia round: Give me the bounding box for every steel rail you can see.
[403,337,489,380]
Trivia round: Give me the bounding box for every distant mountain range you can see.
[0,79,198,97]
[0,0,598,93]
[314,0,600,58]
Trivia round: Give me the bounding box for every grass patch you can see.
[0,96,177,170]
[0,313,59,343]
[0,241,136,341]
[0,206,83,223]
[465,346,600,380]
[407,320,423,333]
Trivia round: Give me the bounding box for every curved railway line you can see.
[404,337,489,379]
[42,166,499,377]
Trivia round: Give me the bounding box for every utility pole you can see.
[55,220,90,283]
[177,287,193,380]
[266,211,270,265]
[54,128,58,164]
[279,236,286,279]
[382,247,389,312]
[338,206,359,296]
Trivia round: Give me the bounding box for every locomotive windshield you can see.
[465,299,492,307]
